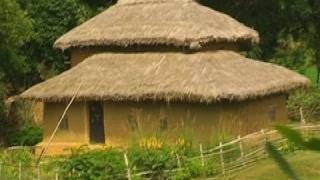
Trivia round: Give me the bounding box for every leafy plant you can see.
[128,146,178,179]
[55,148,126,180]
[7,121,43,146]
[288,87,320,122]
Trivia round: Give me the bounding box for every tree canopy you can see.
[0,0,319,97]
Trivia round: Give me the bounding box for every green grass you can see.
[232,150,320,180]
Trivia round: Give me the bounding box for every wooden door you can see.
[88,102,105,144]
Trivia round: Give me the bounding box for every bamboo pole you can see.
[238,135,244,158]
[219,142,225,176]
[18,161,22,180]
[300,106,306,125]
[0,161,2,178]
[238,135,245,166]
[37,82,82,163]
[261,129,267,144]
[124,153,132,180]
[37,164,41,180]
[199,144,205,167]
[176,153,182,169]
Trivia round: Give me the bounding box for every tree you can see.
[0,0,32,93]
[199,0,320,85]
[16,0,116,88]
[0,0,33,142]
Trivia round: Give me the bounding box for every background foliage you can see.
[1,0,320,143]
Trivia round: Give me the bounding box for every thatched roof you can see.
[21,50,309,103]
[54,0,259,50]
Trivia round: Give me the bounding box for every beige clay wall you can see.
[104,94,288,146]
[38,94,287,154]
[70,44,241,67]
[42,102,89,143]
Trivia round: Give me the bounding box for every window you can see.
[160,117,168,131]
[268,105,277,121]
[127,115,139,131]
[59,114,69,130]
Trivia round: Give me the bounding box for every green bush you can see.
[128,146,179,179]
[7,121,43,146]
[55,148,127,180]
[288,87,320,122]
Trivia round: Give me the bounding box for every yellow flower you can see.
[139,136,163,149]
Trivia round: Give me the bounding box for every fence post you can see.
[219,142,225,176]
[18,161,22,180]
[261,129,267,144]
[238,135,245,166]
[199,144,205,167]
[261,129,268,155]
[176,153,182,169]
[124,153,132,180]
[300,106,306,125]
[55,172,59,180]
[37,163,41,180]
[238,135,244,158]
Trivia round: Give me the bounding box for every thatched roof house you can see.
[21,0,309,155]
[54,0,259,50]
[22,51,308,102]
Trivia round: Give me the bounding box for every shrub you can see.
[288,87,320,122]
[7,121,43,146]
[55,148,127,180]
[128,145,179,179]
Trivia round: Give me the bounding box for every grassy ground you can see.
[232,150,320,180]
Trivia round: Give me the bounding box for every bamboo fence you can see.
[1,124,320,179]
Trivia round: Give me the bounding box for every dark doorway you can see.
[88,102,105,144]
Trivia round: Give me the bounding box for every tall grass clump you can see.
[0,148,36,179]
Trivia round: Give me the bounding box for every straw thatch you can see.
[54,0,259,50]
[21,50,309,103]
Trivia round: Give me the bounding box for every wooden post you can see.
[37,164,41,180]
[219,142,225,176]
[18,161,22,180]
[238,135,245,166]
[199,144,205,167]
[238,135,244,158]
[0,161,2,178]
[261,129,268,155]
[55,172,59,180]
[300,107,306,125]
[124,153,132,180]
[261,129,267,144]
[176,153,182,169]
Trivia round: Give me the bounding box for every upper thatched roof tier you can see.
[54,0,259,51]
[21,51,309,103]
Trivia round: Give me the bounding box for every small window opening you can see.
[59,114,69,130]
[268,105,277,121]
[128,115,138,131]
[160,117,168,131]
